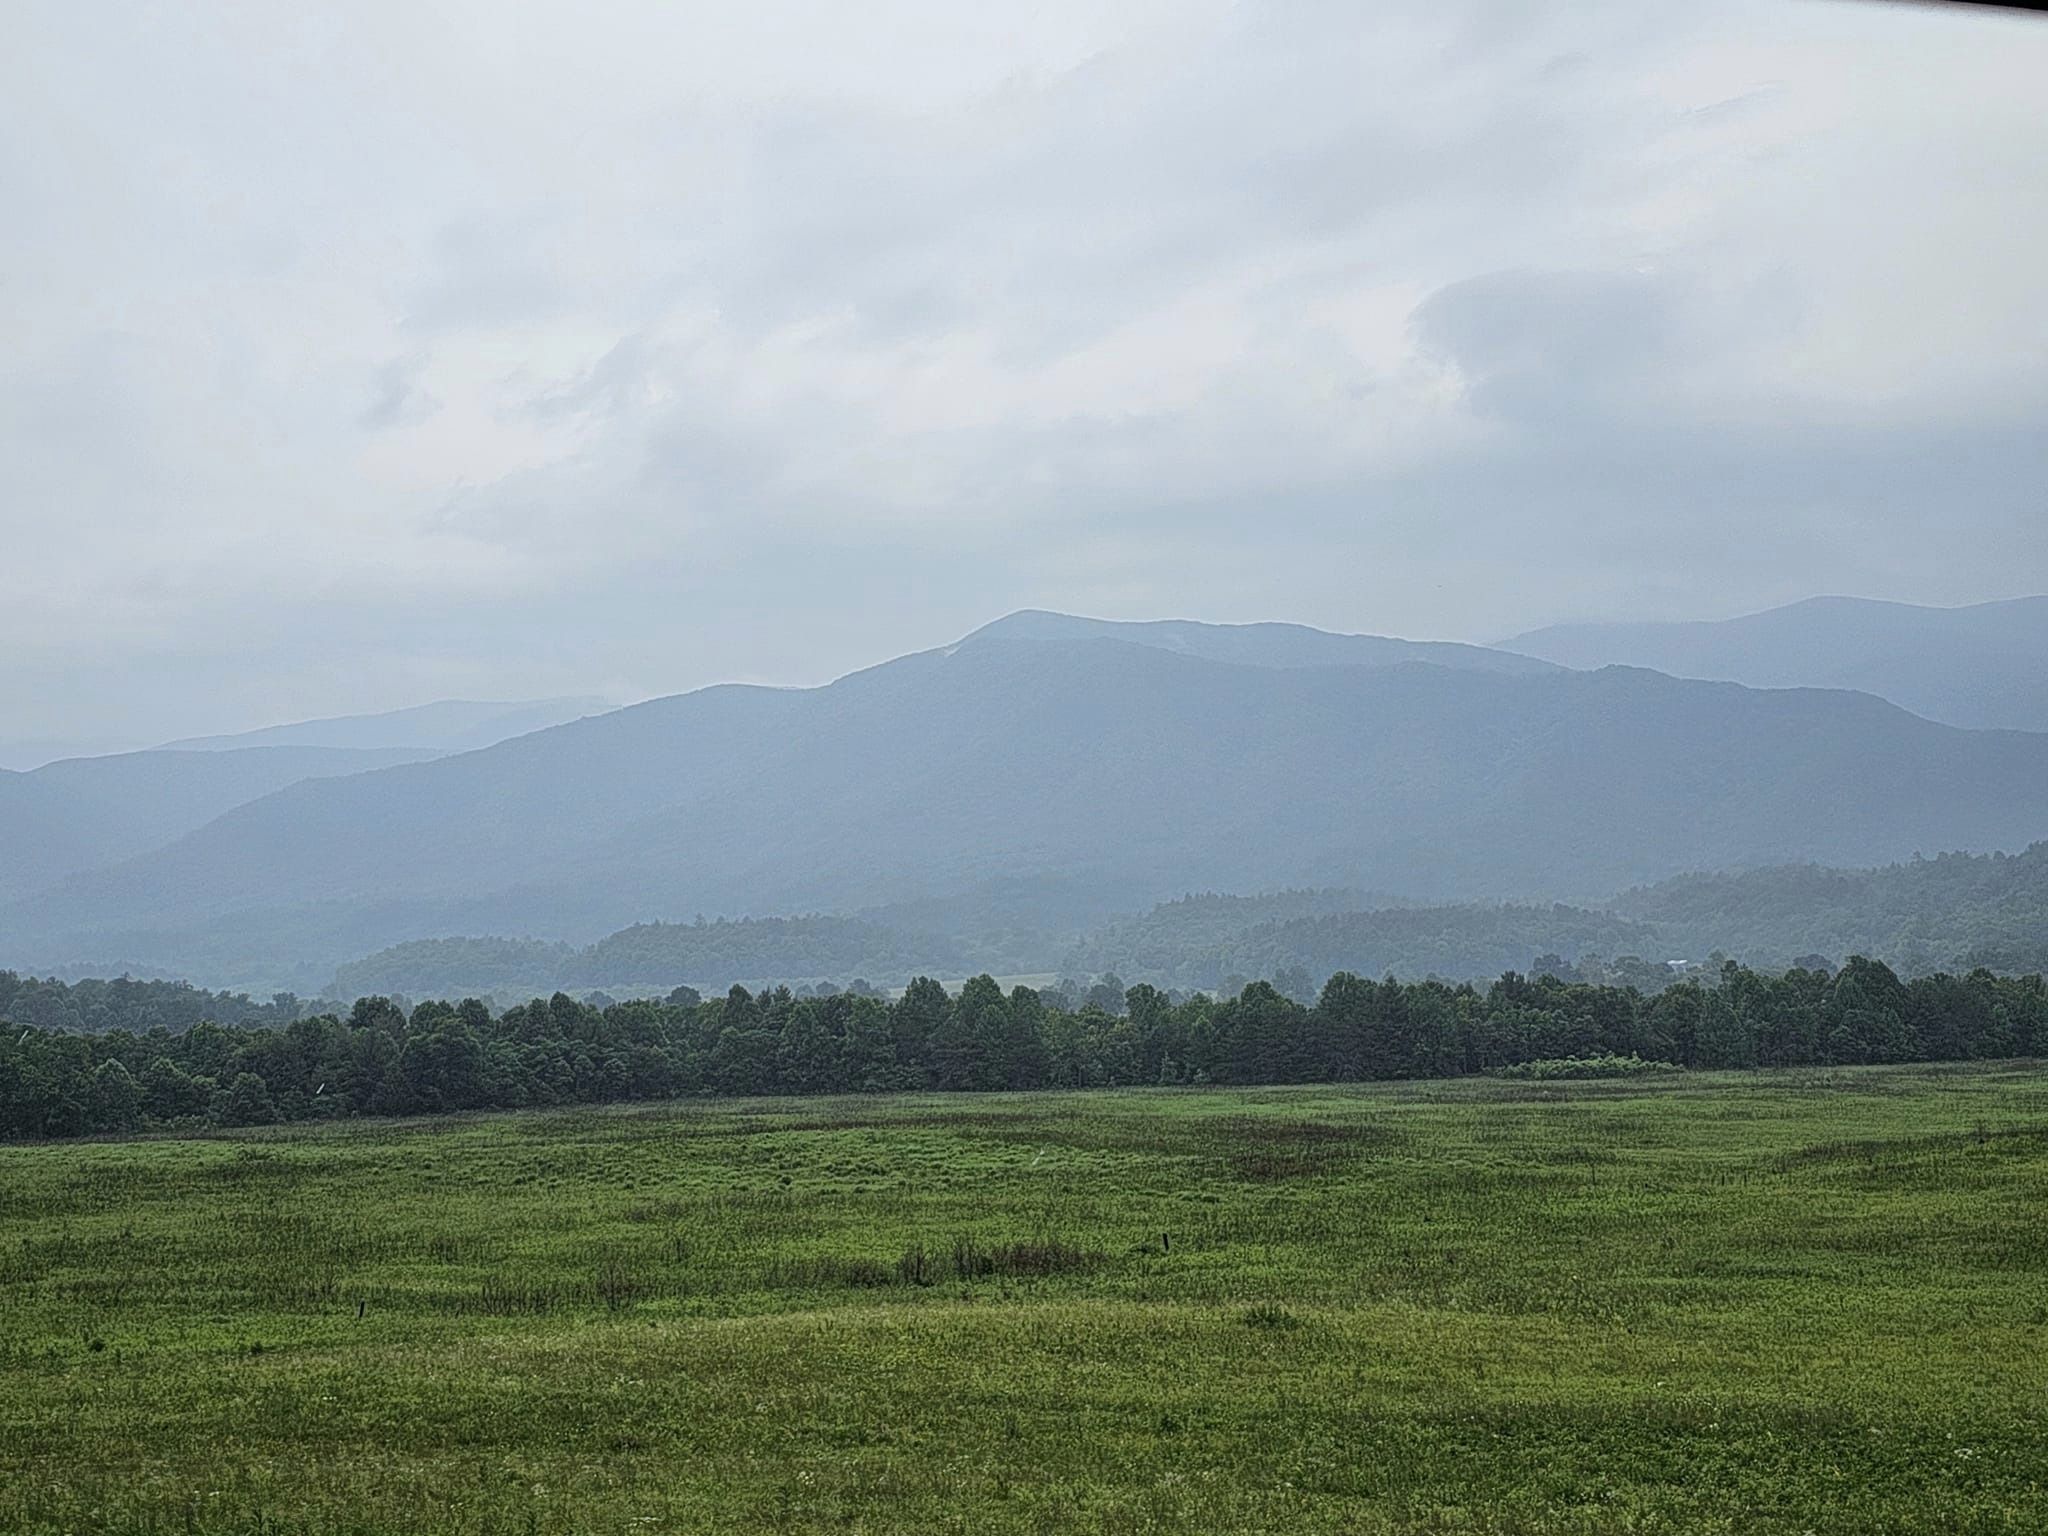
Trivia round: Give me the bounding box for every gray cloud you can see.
[3,0,2046,761]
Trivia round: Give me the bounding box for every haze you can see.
[6,0,2047,763]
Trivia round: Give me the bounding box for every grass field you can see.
[2,1065,2045,1534]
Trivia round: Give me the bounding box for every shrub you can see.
[1492,1054,1680,1081]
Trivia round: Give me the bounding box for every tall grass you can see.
[0,1064,2043,1533]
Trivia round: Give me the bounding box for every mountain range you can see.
[160,696,608,754]
[6,606,2048,990]
[0,698,611,904]
[1503,595,2048,732]
[0,745,442,904]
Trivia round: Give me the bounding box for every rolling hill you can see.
[1501,595,2048,731]
[11,612,2048,989]
[1611,843,2048,976]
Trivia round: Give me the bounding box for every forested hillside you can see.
[25,838,2048,1013]
[1613,844,2048,974]
[328,937,577,1000]
[1066,898,1661,991]
[1068,846,2048,991]
[330,918,966,998]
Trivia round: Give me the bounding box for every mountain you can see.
[0,745,442,903]
[1501,595,2048,731]
[969,610,1558,675]
[161,696,612,754]
[11,616,2048,990]
[0,697,611,903]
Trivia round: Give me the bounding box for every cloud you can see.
[3,0,2046,753]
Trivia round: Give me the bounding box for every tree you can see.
[1001,986,1053,1089]
[90,1059,143,1131]
[932,975,1003,1089]
[348,996,408,1036]
[220,1072,279,1126]
[1084,974,1128,1015]
[1216,982,1307,1083]
[776,998,843,1094]
[1318,972,1411,1080]
[1694,989,1756,1069]
[892,977,950,1087]
[1830,957,1911,1063]
[142,1056,212,1121]
[400,1022,489,1111]
[839,996,902,1091]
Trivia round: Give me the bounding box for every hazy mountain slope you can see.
[0,745,441,902]
[0,771,125,904]
[163,696,611,753]
[1502,595,2048,731]
[970,610,1558,675]
[13,632,2048,987]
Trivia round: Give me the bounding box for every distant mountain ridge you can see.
[0,745,442,903]
[163,696,612,754]
[1501,595,2048,731]
[968,610,1558,675]
[11,612,2048,990]
[0,699,615,908]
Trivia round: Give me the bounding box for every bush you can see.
[1492,1054,1680,1081]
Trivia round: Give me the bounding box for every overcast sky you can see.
[5,0,2046,761]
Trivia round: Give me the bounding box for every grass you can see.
[1,1063,2045,1533]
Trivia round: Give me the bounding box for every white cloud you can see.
[2,0,2045,752]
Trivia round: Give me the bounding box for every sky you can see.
[4,0,2046,762]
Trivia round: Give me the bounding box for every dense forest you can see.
[0,971,306,1037]
[331,917,968,999]
[1611,844,2048,974]
[2,959,2040,1140]
[1064,896,1666,993]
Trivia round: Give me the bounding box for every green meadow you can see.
[2,1065,2045,1534]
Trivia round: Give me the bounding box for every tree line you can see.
[0,970,305,1037]
[3,956,2042,1140]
